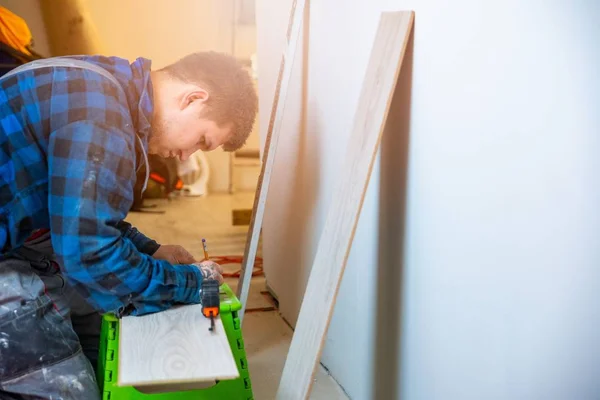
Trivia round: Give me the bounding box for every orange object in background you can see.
[0,6,33,57]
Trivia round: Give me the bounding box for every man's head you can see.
[149,51,258,160]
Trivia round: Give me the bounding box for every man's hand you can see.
[153,245,196,265]
[193,260,224,285]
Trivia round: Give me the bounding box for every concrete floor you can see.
[126,193,348,400]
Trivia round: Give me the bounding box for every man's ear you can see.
[181,88,209,109]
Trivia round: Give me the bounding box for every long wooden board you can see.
[236,0,307,323]
[118,304,239,387]
[275,11,415,399]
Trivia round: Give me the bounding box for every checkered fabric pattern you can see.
[0,55,203,316]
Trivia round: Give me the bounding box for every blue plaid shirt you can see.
[0,55,203,316]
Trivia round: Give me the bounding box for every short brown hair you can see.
[160,51,258,151]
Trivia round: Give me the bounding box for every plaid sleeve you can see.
[116,220,161,255]
[47,120,204,316]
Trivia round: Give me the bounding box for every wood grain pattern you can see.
[275,11,415,400]
[118,304,239,387]
[236,0,307,323]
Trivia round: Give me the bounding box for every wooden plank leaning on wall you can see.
[236,0,307,322]
[276,10,415,400]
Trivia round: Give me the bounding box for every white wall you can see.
[257,0,600,399]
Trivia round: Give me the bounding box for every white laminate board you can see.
[118,304,239,387]
[236,0,307,323]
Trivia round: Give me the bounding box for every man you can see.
[0,51,258,399]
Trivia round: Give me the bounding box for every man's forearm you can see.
[116,220,160,255]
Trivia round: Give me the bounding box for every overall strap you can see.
[0,57,122,88]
